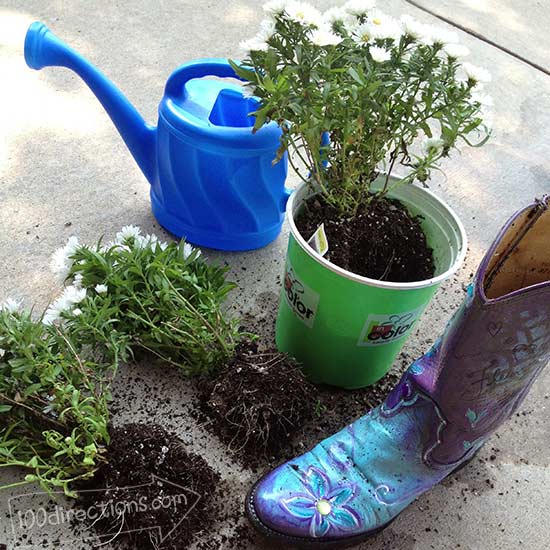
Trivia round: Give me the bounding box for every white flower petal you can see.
[370,45,392,62]
[42,307,62,326]
[283,1,323,26]
[352,22,373,44]
[343,0,377,16]
[240,37,269,53]
[95,284,108,294]
[443,43,470,59]
[263,0,287,15]
[73,273,84,289]
[429,27,459,45]
[353,17,401,43]
[462,62,492,83]
[310,28,342,46]
[1,298,21,313]
[115,225,141,244]
[400,15,427,39]
[423,137,445,154]
[50,236,79,282]
[323,7,354,26]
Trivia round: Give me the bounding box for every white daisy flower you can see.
[310,27,342,46]
[73,273,84,289]
[95,284,108,294]
[462,62,492,83]
[367,11,402,41]
[42,311,59,326]
[343,0,377,16]
[239,21,275,54]
[263,0,287,15]
[43,286,87,325]
[0,349,5,358]
[429,27,459,45]
[352,22,374,44]
[423,137,445,154]
[443,43,470,59]
[323,6,353,26]
[115,225,141,244]
[72,308,82,317]
[258,18,277,39]
[183,242,201,260]
[1,298,21,313]
[370,45,392,62]
[50,236,79,282]
[63,285,87,305]
[240,37,269,53]
[400,15,427,40]
[135,233,163,249]
[284,1,323,26]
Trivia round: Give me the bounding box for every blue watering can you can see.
[24,22,289,251]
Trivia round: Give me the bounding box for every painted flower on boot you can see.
[280,466,360,538]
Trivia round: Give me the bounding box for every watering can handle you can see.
[165,58,245,96]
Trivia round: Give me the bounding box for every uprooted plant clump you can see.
[76,423,220,550]
[200,340,322,466]
[46,228,326,468]
[47,226,241,377]
[0,305,113,496]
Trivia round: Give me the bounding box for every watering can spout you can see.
[24,22,156,184]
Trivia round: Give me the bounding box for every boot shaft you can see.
[409,197,550,465]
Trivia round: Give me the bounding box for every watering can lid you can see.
[160,58,280,147]
[179,78,257,127]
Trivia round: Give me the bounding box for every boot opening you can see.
[484,199,550,299]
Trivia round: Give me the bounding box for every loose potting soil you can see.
[76,423,220,550]
[199,341,322,468]
[296,194,435,282]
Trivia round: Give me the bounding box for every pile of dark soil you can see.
[200,341,321,466]
[296,194,435,282]
[76,423,220,550]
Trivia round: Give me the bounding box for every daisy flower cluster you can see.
[241,0,492,88]
[38,225,239,375]
[44,225,200,326]
[234,1,493,215]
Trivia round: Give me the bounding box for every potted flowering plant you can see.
[232,0,492,388]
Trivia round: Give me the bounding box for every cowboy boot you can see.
[245,196,550,548]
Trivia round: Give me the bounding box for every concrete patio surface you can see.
[0,0,549,548]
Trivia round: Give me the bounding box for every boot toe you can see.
[246,458,369,543]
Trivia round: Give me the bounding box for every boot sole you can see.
[245,453,478,549]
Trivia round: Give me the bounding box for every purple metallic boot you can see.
[246,196,550,548]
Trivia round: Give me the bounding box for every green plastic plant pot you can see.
[275,177,467,389]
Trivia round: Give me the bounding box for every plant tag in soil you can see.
[307,223,329,257]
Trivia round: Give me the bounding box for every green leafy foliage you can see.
[0,309,112,497]
[237,2,492,216]
[48,228,241,376]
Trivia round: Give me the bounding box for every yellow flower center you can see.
[361,33,370,42]
[316,499,332,516]
[372,18,382,25]
[297,11,305,19]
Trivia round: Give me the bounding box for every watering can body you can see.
[24,22,289,251]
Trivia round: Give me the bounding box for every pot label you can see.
[357,306,426,347]
[307,223,329,257]
[283,264,319,328]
